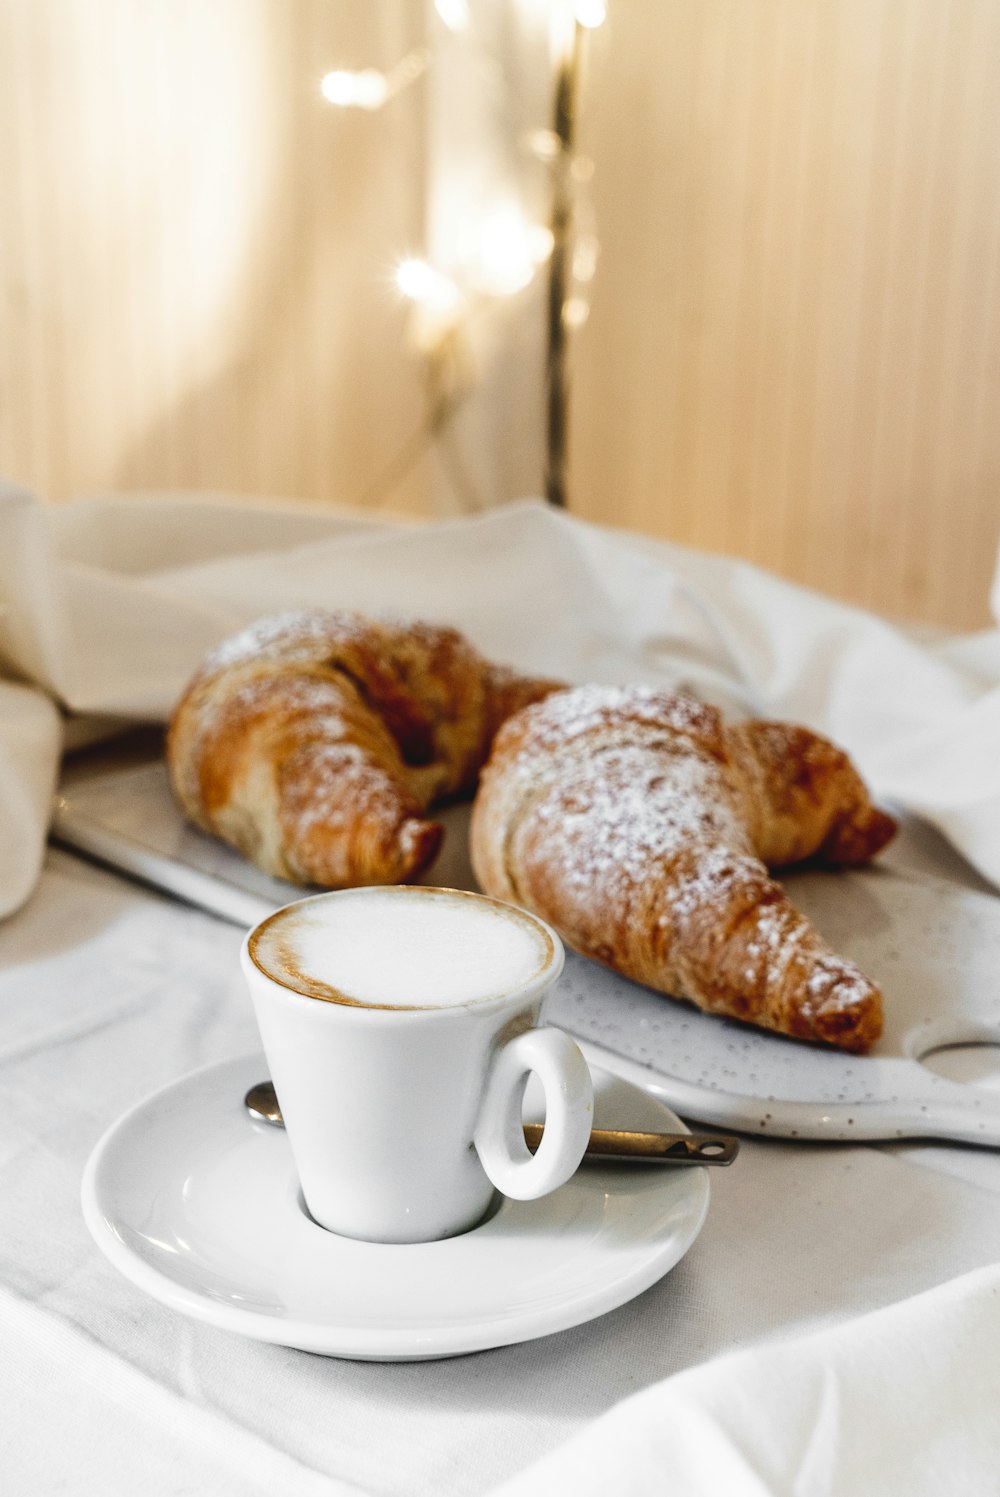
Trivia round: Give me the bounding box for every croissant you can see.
[167,610,560,888]
[470,685,897,1051]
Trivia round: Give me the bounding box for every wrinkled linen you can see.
[496,1263,1000,1497]
[3,479,1000,1496]
[2,479,1000,918]
[3,852,1000,1497]
[0,680,61,917]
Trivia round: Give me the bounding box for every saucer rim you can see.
[81,1053,711,1360]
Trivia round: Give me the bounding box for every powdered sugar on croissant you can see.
[470,685,896,1051]
[167,610,560,888]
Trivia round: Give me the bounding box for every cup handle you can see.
[473,1027,593,1200]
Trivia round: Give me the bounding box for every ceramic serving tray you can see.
[54,755,1000,1146]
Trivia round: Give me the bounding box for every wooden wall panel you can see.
[572,0,1000,628]
[2,2,998,628]
[0,0,431,514]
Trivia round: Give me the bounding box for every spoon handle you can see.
[522,1121,737,1164]
[245,1081,738,1166]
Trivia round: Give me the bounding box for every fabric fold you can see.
[0,680,61,921]
[2,483,1000,919]
[490,1263,1000,1497]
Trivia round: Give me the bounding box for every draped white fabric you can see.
[495,1263,1000,1497]
[3,482,1000,1494]
[3,480,1000,918]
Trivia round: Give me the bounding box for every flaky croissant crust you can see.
[167,610,559,888]
[470,686,896,1051]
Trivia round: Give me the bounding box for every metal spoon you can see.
[244,1080,739,1166]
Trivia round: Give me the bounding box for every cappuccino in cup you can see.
[250,886,552,1009]
[241,887,592,1244]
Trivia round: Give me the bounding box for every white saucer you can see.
[82,1054,710,1361]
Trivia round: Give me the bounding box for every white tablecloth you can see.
[3,487,1000,1494]
[3,846,1000,1495]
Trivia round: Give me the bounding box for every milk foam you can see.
[253,889,551,1007]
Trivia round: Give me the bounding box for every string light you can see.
[320,48,428,112]
[395,259,462,319]
[434,0,470,32]
[574,0,607,27]
[472,206,553,296]
[572,233,599,284]
[523,128,562,164]
[396,259,440,302]
[321,3,606,512]
[320,69,388,110]
[562,296,590,329]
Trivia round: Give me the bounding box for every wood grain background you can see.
[572,0,1000,628]
[0,0,432,516]
[1,1,998,627]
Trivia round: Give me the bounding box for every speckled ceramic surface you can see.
[559,864,1000,1145]
[58,760,1000,1145]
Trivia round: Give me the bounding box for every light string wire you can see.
[545,16,583,509]
[322,2,603,514]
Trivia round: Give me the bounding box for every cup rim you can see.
[243,885,563,1014]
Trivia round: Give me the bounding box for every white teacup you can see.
[240,886,593,1244]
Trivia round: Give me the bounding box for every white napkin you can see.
[2,479,1000,919]
[0,679,61,919]
[0,1286,363,1497]
[491,1262,1000,1497]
